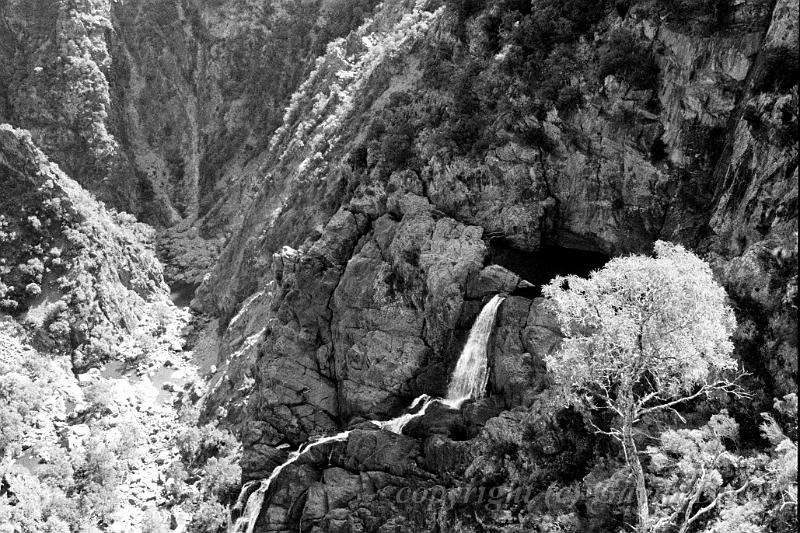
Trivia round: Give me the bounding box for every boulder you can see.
[466,265,525,298]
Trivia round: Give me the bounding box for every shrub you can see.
[201,456,241,503]
[753,46,800,94]
[175,424,238,468]
[666,0,730,34]
[141,508,169,533]
[597,29,659,90]
[24,283,41,296]
[556,85,583,112]
[187,500,227,533]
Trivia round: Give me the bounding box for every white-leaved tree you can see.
[542,241,745,533]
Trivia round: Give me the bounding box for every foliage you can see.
[163,405,242,532]
[752,46,800,94]
[187,500,228,533]
[543,241,738,405]
[646,397,797,533]
[175,421,238,469]
[543,241,741,532]
[0,370,46,458]
[201,456,242,502]
[597,29,659,91]
[631,0,731,35]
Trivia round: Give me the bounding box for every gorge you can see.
[0,0,797,532]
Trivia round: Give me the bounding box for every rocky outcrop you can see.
[332,193,487,418]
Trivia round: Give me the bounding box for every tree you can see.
[542,241,743,533]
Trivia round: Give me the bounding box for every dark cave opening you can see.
[489,241,611,298]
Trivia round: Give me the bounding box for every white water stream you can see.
[229,294,505,533]
[229,432,352,533]
[445,294,505,406]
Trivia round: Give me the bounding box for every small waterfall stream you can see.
[229,432,352,533]
[229,295,505,533]
[445,294,505,406]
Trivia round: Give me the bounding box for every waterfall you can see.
[375,394,435,434]
[229,294,504,532]
[229,431,352,533]
[445,294,504,405]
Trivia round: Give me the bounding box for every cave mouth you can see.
[489,242,610,298]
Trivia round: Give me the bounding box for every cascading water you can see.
[229,432,352,533]
[375,394,435,434]
[229,294,505,532]
[445,294,505,406]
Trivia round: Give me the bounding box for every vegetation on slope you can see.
[0,125,175,370]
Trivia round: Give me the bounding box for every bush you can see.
[666,0,730,34]
[187,501,227,533]
[597,29,659,90]
[556,85,583,112]
[201,457,241,503]
[753,46,800,94]
[175,424,238,468]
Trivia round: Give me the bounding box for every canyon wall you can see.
[1,0,796,531]
[196,1,796,529]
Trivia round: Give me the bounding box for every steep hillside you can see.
[0,0,381,284]
[0,124,182,370]
[194,0,797,531]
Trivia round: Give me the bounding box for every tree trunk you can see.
[623,416,649,533]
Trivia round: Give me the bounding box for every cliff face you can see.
[707,0,798,396]
[193,0,796,530]
[0,0,380,284]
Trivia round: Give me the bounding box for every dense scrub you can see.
[0,320,241,532]
[342,0,663,190]
[0,125,175,370]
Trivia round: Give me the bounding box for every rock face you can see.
[706,0,799,396]
[196,0,796,530]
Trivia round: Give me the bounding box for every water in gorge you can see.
[229,294,505,533]
[229,432,352,533]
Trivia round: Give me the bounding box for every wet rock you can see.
[342,430,423,477]
[422,435,474,474]
[404,403,469,440]
[241,444,288,482]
